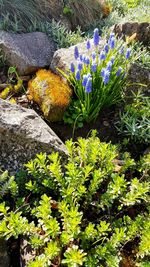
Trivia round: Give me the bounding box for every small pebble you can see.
[103,121,109,127]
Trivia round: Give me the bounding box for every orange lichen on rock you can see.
[27,69,72,122]
[102,3,112,17]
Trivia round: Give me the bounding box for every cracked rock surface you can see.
[0,99,67,174]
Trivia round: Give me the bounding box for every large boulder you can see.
[0,240,9,267]
[113,22,150,47]
[39,0,108,31]
[0,31,56,75]
[0,99,67,174]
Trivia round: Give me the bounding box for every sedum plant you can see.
[62,28,136,127]
[0,132,150,266]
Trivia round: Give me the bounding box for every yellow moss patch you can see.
[27,69,72,121]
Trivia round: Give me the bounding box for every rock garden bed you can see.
[0,1,150,266]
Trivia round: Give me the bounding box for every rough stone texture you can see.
[0,240,9,267]
[113,22,150,47]
[0,99,67,174]
[0,31,56,75]
[127,63,150,96]
[50,38,106,74]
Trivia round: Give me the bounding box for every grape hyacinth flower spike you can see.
[93,28,100,47]
[82,75,88,87]
[103,70,110,85]
[106,61,112,71]
[101,68,110,85]
[86,40,91,50]
[111,56,115,64]
[83,56,90,65]
[92,52,96,60]
[101,68,105,78]
[110,32,115,38]
[91,62,97,72]
[109,36,115,49]
[126,48,131,59]
[99,50,106,60]
[85,77,92,93]
[104,44,109,54]
[77,62,83,71]
[116,67,123,76]
[75,70,80,81]
[70,62,75,73]
[119,47,124,55]
[74,46,79,60]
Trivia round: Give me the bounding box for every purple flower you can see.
[111,56,115,64]
[86,40,91,50]
[119,47,124,55]
[104,44,109,54]
[83,56,90,65]
[126,48,131,59]
[116,66,123,76]
[99,50,106,60]
[106,61,112,71]
[70,62,75,73]
[101,68,105,77]
[110,32,115,38]
[74,46,79,60]
[79,54,83,61]
[77,62,83,71]
[82,75,88,86]
[93,28,100,46]
[91,62,97,72]
[109,37,115,49]
[103,69,110,85]
[75,70,80,81]
[92,52,96,60]
[85,77,92,93]
[101,68,110,85]
[87,73,92,79]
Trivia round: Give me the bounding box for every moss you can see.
[28,69,72,122]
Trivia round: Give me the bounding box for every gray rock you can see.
[0,99,67,174]
[113,22,150,47]
[0,31,56,75]
[50,39,105,74]
[127,63,150,96]
[0,240,9,267]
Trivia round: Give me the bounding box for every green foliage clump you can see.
[0,132,150,266]
[49,19,84,48]
[117,92,150,144]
